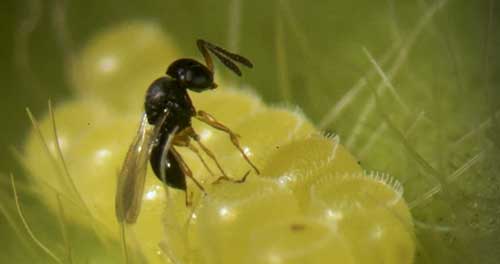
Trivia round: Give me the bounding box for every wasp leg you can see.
[171,148,205,206]
[185,126,246,184]
[195,110,260,174]
[212,170,251,185]
[185,191,194,208]
[186,127,230,179]
[186,143,215,177]
[173,132,215,177]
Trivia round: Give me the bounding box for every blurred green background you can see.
[1,0,499,263]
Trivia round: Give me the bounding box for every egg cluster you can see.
[22,22,414,263]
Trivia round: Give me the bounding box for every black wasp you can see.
[115,40,259,224]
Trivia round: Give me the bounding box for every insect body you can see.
[115,40,259,224]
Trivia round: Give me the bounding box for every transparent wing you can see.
[115,111,168,224]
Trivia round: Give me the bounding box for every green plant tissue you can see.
[0,0,498,263]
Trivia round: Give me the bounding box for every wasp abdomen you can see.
[149,138,187,190]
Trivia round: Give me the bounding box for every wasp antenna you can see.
[209,45,253,68]
[210,50,243,76]
[197,39,253,76]
[197,39,214,72]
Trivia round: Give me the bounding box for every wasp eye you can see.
[187,66,213,90]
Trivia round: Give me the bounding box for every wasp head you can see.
[166,58,217,92]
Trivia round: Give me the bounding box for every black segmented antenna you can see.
[197,39,253,76]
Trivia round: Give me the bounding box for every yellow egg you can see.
[72,21,180,112]
[309,172,414,264]
[200,107,316,178]
[23,100,111,195]
[261,135,363,205]
[244,217,356,264]
[189,177,302,264]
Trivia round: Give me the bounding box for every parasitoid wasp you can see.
[115,39,259,224]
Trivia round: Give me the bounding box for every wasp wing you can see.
[115,111,168,224]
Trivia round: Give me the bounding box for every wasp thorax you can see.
[145,77,170,124]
